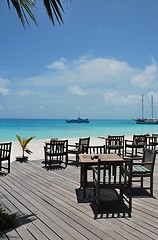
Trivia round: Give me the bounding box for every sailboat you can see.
[135,95,158,124]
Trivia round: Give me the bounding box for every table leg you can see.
[80,163,87,198]
[80,163,83,188]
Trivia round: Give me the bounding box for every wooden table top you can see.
[79,153,123,163]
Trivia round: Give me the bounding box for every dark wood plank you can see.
[0,158,158,240]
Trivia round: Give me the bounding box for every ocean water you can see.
[0,118,158,141]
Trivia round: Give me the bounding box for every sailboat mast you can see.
[142,95,144,119]
[151,95,154,119]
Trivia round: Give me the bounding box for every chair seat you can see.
[125,143,144,148]
[68,147,78,153]
[132,165,150,174]
[108,145,123,149]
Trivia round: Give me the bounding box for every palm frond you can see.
[43,0,64,25]
[7,0,66,27]
[16,135,22,145]
[25,149,33,155]
[25,136,35,147]
[8,0,37,28]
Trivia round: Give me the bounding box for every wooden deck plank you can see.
[3,164,114,240]
[0,159,158,240]
[10,162,124,239]
[10,162,130,239]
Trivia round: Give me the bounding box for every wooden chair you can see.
[92,158,132,212]
[0,142,12,174]
[68,137,90,164]
[146,135,158,150]
[44,140,68,169]
[87,145,106,155]
[105,135,124,157]
[125,134,147,158]
[123,148,157,196]
[82,145,106,193]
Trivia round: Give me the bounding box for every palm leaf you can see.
[7,0,37,28]
[24,136,35,149]
[16,135,35,154]
[43,0,64,25]
[16,135,22,145]
[7,0,66,27]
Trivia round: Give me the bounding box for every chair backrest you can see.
[45,140,68,155]
[78,137,90,153]
[94,158,131,187]
[105,135,124,156]
[133,134,146,146]
[146,135,158,149]
[0,142,12,160]
[142,148,157,172]
[106,135,124,147]
[50,138,58,143]
[87,145,106,154]
[152,134,158,146]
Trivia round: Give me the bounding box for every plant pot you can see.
[15,156,28,162]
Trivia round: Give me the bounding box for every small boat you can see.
[135,118,158,124]
[66,117,89,123]
[135,95,158,124]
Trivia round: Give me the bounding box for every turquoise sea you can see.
[1,119,158,142]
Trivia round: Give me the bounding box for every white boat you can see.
[135,118,158,124]
[135,95,158,124]
[66,117,89,123]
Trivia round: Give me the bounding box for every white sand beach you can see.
[10,136,132,163]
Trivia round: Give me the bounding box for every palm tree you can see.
[16,135,35,159]
[6,0,67,27]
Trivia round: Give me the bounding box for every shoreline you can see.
[10,136,133,163]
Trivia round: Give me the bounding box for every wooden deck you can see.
[0,157,158,240]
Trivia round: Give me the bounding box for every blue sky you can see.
[0,0,158,119]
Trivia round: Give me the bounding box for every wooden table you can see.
[79,153,127,198]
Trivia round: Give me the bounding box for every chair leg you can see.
[49,156,51,169]
[129,188,132,212]
[95,186,100,211]
[150,176,153,196]
[141,177,143,188]
[8,160,10,173]
[66,154,68,167]
[76,154,79,166]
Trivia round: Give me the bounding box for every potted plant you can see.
[0,204,15,230]
[16,135,35,161]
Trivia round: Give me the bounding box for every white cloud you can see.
[147,92,158,103]
[131,63,158,88]
[20,56,136,89]
[0,76,10,95]
[46,58,67,70]
[0,87,9,95]
[20,90,35,96]
[68,85,87,95]
[3,55,158,118]
[71,57,135,86]
[104,91,140,106]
